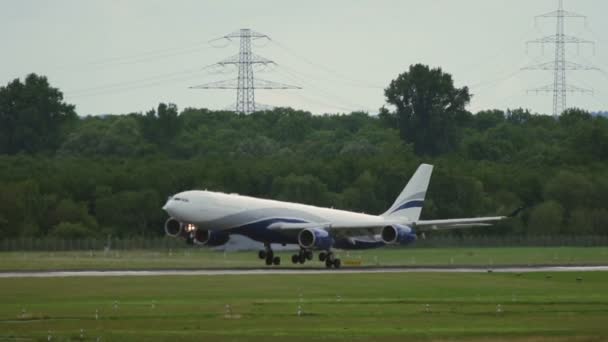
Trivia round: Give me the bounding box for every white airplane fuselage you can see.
[164,190,387,233]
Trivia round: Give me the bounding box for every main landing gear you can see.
[291,249,313,264]
[290,249,341,268]
[258,243,280,266]
[258,245,341,269]
[319,251,341,269]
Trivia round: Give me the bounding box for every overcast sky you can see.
[1,0,607,115]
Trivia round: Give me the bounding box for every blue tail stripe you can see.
[390,200,424,214]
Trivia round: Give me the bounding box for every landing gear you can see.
[292,248,313,264]
[323,251,341,269]
[259,243,280,266]
[319,252,327,262]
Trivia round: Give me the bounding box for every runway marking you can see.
[0,266,607,278]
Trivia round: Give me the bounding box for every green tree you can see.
[472,109,505,131]
[59,116,151,157]
[140,103,181,145]
[272,174,330,206]
[544,171,592,212]
[0,180,43,238]
[95,190,162,237]
[235,136,279,157]
[528,201,564,235]
[51,199,98,230]
[342,171,383,213]
[560,108,592,126]
[50,222,94,239]
[567,208,595,234]
[384,64,471,156]
[0,74,76,154]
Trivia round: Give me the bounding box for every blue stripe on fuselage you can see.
[226,217,392,251]
[228,218,308,245]
[333,238,385,250]
[390,199,424,214]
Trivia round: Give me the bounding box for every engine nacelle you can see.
[298,228,333,250]
[164,218,184,237]
[193,229,230,247]
[381,224,417,245]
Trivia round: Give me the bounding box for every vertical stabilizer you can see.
[381,164,433,220]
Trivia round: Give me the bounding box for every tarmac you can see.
[1,266,607,278]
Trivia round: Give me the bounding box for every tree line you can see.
[0,66,607,239]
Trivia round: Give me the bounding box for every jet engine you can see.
[164,218,184,237]
[381,224,417,245]
[298,228,333,250]
[193,229,230,246]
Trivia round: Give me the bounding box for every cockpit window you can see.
[173,197,189,202]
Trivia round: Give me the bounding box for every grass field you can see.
[1,271,607,341]
[0,246,606,271]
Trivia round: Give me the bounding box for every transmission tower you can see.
[190,29,300,114]
[523,0,597,116]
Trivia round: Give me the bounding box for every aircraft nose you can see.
[162,197,174,212]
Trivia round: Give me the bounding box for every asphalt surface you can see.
[1,266,607,278]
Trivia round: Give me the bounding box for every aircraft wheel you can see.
[265,257,273,266]
[325,259,333,268]
[273,256,281,266]
[291,254,299,264]
[258,250,266,259]
[305,250,313,260]
[298,254,306,264]
[319,252,327,262]
[334,258,341,269]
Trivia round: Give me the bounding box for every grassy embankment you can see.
[0,271,607,341]
[0,246,606,271]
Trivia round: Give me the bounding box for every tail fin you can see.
[381,164,433,220]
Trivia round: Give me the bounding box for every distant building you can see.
[593,111,608,118]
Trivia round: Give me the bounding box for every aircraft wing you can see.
[268,220,394,239]
[412,216,506,231]
[412,207,523,231]
[268,220,393,231]
[269,214,514,234]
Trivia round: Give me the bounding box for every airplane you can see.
[162,164,517,268]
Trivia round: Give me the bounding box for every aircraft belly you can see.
[228,219,300,245]
[333,238,385,250]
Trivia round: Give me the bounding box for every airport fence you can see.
[0,237,185,252]
[0,235,607,252]
[409,234,608,248]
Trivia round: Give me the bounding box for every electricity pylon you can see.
[523,0,597,116]
[191,29,300,114]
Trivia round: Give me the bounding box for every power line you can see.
[270,39,384,89]
[66,65,217,96]
[53,40,220,71]
[278,64,384,90]
[275,66,374,112]
[67,73,205,99]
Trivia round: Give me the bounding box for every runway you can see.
[1,266,607,278]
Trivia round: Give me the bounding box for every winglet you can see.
[508,206,525,218]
